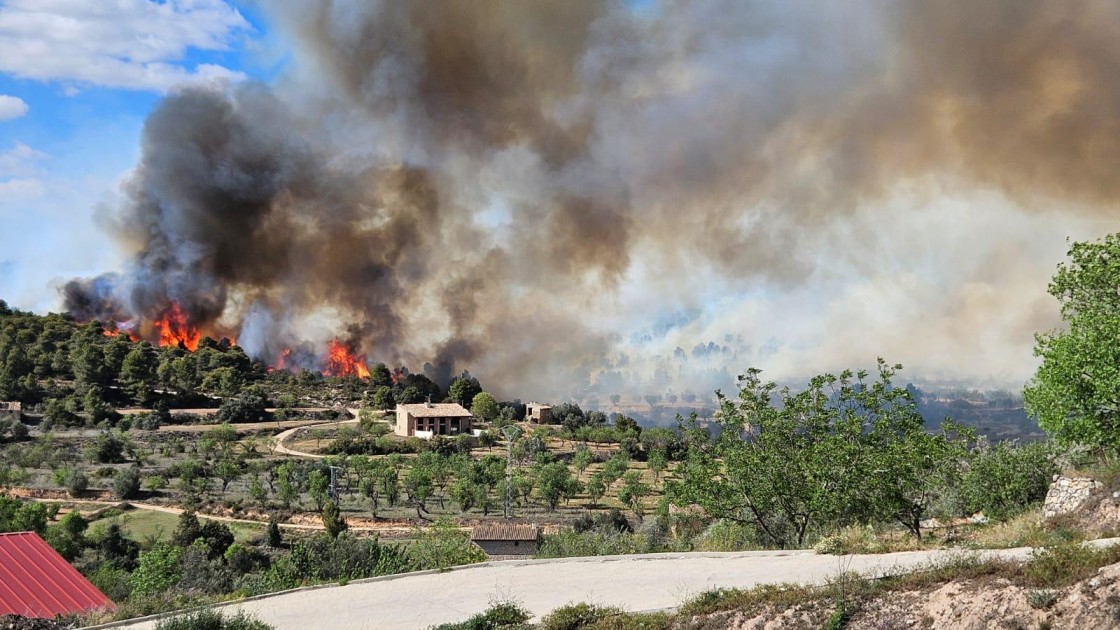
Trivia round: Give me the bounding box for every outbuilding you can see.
[0,401,21,422]
[470,523,540,559]
[526,402,552,424]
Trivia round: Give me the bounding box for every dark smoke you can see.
[63,0,1120,398]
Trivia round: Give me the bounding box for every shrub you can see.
[539,603,625,630]
[1027,589,1059,610]
[692,519,758,552]
[86,565,132,602]
[65,468,90,497]
[113,466,142,500]
[408,518,486,570]
[266,532,414,588]
[1024,542,1120,588]
[430,601,532,630]
[961,441,1055,520]
[154,609,273,630]
[129,543,183,597]
[92,431,128,464]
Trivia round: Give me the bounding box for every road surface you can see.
[88,545,1074,630]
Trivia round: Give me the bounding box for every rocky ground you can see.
[688,561,1120,630]
[0,616,67,630]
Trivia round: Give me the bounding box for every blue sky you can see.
[0,0,275,310]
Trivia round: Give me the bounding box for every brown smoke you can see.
[63,0,1120,398]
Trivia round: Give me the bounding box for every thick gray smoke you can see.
[64,0,1120,399]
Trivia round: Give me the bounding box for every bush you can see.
[430,601,532,630]
[92,431,128,464]
[113,466,142,500]
[65,469,90,497]
[692,519,758,552]
[154,609,273,630]
[536,530,657,559]
[1023,541,1120,588]
[961,442,1056,520]
[539,603,625,630]
[215,388,269,424]
[266,532,414,588]
[408,518,486,570]
[129,543,182,597]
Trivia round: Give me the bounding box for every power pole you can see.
[501,424,521,519]
[328,465,344,502]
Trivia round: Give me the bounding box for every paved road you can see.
[91,546,1065,630]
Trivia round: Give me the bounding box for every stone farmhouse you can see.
[394,402,474,438]
[526,402,552,424]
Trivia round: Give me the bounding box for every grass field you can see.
[88,507,264,546]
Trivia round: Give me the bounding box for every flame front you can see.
[154,303,201,351]
[324,339,370,378]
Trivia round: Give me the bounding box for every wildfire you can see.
[154,303,201,351]
[324,339,370,378]
[101,325,138,341]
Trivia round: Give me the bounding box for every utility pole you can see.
[501,424,521,519]
[327,465,344,502]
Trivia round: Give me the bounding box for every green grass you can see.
[89,508,263,546]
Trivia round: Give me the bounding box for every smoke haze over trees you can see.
[60,0,1120,399]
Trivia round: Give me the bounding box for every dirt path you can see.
[88,542,1120,630]
[272,418,360,458]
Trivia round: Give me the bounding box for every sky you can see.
[3,1,1120,399]
[0,0,269,308]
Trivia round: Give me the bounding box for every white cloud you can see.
[0,142,49,178]
[0,143,49,200]
[0,95,28,120]
[0,0,251,92]
[0,177,45,199]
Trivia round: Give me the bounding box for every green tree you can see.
[275,461,302,510]
[321,499,348,539]
[646,448,668,481]
[536,462,581,511]
[120,342,159,405]
[129,542,183,597]
[448,373,482,407]
[617,470,651,521]
[1025,233,1120,450]
[670,360,954,546]
[572,446,594,479]
[470,392,500,422]
[308,469,330,512]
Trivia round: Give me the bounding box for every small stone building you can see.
[526,402,552,424]
[470,523,539,559]
[0,402,20,422]
[394,402,473,437]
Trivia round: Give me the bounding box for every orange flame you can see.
[154,303,201,351]
[324,339,370,378]
[270,347,293,373]
[102,326,139,341]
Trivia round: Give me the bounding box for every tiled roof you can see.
[470,523,540,541]
[398,403,473,418]
[0,531,113,618]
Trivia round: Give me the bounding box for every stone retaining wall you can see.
[1043,475,1102,519]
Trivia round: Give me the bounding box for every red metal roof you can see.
[0,531,113,618]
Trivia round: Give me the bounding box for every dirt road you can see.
[87,544,1090,630]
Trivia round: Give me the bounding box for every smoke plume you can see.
[63,0,1120,399]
